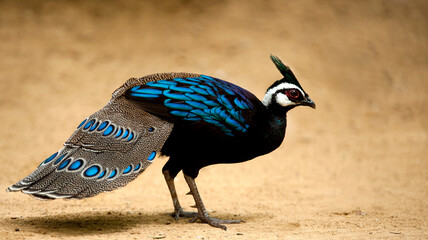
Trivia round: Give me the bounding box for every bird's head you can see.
[262,55,316,112]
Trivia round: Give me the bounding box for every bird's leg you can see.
[162,169,196,220]
[183,173,242,231]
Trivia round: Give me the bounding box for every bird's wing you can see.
[125,75,261,136]
[8,88,173,200]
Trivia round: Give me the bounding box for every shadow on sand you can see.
[4,210,256,236]
[5,210,173,235]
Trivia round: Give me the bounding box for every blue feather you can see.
[163,90,191,101]
[170,110,199,119]
[127,74,256,136]
[186,77,203,82]
[191,109,209,117]
[224,88,236,95]
[184,117,202,121]
[157,80,177,85]
[219,110,230,120]
[198,85,212,90]
[129,92,160,98]
[170,110,189,117]
[187,112,198,118]
[174,78,200,85]
[145,83,170,89]
[186,101,208,109]
[234,98,246,109]
[219,95,233,110]
[212,107,222,117]
[164,99,193,111]
[185,93,208,101]
[231,109,245,123]
[133,88,163,95]
[203,118,221,125]
[200,75,214,80]
[169,85,194,93]
[204,100,220,107]
[225,116,243,129]
[240,100,250,109]
[189,86,209,95]
[207,89,216,96]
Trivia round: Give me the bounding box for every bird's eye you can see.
[287,89,300,100]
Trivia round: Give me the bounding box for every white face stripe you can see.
[262,82,304,107]
[275,93,293,107]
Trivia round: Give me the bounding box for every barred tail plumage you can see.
[7,93,173,199]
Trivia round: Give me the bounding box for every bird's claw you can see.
[189,215,242,231]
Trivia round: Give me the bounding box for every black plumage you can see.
[8,55,315,230]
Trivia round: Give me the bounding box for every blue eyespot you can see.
[103,125,115,136]
[123,165,132,174]
[68,159,84,171]
[89,121,99,131]
[127,132,134,141]
[122,129,129,139]
[134,163,141,171]
[84,165,101,177]
[77,119,87,129]
[115,128,123,138]
[108,169,117,179]
[147,151,156,161]
[83,119,94,130]
[43,152,58,164]
[98,170,106,179]
[98,121,109,131]
[148,127,155,132]
[58,158,71,170]
[54,154,67,165]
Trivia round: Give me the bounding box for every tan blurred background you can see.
[0,0,427,239]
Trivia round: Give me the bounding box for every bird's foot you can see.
[169,208,197,220]
[189,215,242,231]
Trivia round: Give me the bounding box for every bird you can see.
[7,55,315,230]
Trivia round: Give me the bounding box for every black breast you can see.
[161,110,287,178]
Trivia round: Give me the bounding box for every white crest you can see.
[262,82,304,107]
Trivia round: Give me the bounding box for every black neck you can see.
[251,106,288,156]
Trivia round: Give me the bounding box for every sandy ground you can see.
[0,0,427,239]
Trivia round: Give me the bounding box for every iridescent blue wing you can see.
[126,75,260,136]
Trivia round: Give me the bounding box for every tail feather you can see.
[7,95,173,200]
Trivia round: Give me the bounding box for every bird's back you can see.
[123,73,284,177]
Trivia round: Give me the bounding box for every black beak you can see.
[301,96,316,109]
